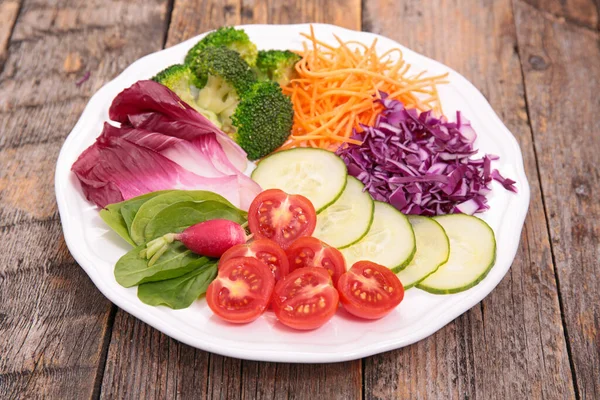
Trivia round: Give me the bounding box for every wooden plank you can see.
[514,1,600,398]
[0,0,21,69]
[165,0,241,47]
[165,0,362,47]
[101,1,362,399]
[240,0,360,29]
[362,1,576,398]
[520,0,599,30]
[0,0,170,397]
[241,362,361,400]
[100,4,245,396]
[0,197,112,398]
[0,0,168,153]
[100,2,245,398]
[239,3,362,398]
[99,311,212,399]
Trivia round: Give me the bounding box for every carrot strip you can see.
[282,27,447,151]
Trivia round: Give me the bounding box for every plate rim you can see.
[55,22,531,363]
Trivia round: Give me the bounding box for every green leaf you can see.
[130,190,243,245]
[144,200,246,242]
[100,191,171,245]
[120,194,164,235]
[114,241,208,288]
[120,204,139,235]
[99,208,133,246]
[137,260,218,309]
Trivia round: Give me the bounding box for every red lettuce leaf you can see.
[71,81,257,209]
[110,80,248,171]
[72,127,241,208]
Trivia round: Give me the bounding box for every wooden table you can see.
[1,0,598,398]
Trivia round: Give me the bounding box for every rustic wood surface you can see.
[0,0,598,398]
[362,1,576,398]
[514,2,600,397]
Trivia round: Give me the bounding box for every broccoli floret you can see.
[185,26,258,67]
[152,64,201,92]
[255,50,301,86]
[158,50,293,159]
[151,64,221,127]
[231,81,294,159]
[190,46,256,96]
[188,46,257,131]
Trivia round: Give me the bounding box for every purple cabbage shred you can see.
[336,92,517,216]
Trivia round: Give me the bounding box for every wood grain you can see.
[0,0,21,69]
[99,311,212,399]
[241,0,361,29]
[100,2,245,397]
[241,361,361,400]
[0,0,169,152]
[514,1,600,398]
[0,0,170,397]
[521,0,599,31]
[0,211,112,398]
[101,1,362,399]
[362,0,576,398]
[165,0,241,47]
[2,0,595,398]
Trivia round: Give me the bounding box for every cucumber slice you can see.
[313,176,374,249]
[397,216,450,289]
[417,214,496,294]
[251,148,347,212]
[340,201,415,273]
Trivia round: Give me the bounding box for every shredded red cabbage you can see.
[336,93,517,216]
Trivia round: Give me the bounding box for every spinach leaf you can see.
[120,203,140,235]
[100,190,171,246]
[99,208,132,245]
[114,241,207,287]
[130,190,242,245]
[120,193,166,234]
[144,200,246,242]
[137,260,218,309]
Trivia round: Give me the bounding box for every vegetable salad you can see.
[70,25,518,329]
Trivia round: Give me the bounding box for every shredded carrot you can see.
[280,26,449,151]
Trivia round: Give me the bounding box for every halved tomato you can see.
[285,237,346,285]
[336,261,404,320]
[206,257,274,323]
[248,189,317,249]
[219,239,289,281]
[271,267,339,330]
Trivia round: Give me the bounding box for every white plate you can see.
[55,23,530,363]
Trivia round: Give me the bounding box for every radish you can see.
[140,219,247,266]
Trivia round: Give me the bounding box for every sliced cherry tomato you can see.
[285,237,346,285]
[336,261,404,320]
[248,189,317,249]
[271,267,339,330]
[219,239,289,281]
[206,257,274,323]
